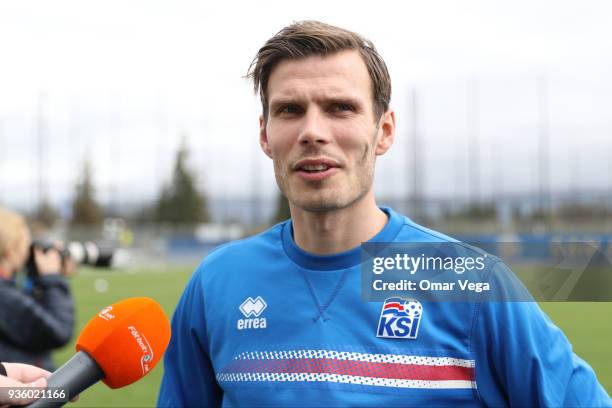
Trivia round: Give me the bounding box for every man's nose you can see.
[297,108,330,146]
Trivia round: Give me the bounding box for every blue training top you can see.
[158,207,611,407]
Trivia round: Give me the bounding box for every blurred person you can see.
[0,362,49,406]
[0,207,75,372]
[158,21,611,406]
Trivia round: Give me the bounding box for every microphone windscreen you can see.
[75,297,171,389]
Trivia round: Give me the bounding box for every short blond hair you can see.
[0,207,28,259]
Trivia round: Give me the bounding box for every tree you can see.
[71,159,103,225]
[156,143,209,226]
[32,198,59,228]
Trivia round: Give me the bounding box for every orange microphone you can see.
[29,298,171,408]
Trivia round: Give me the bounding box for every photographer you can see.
[0,207,75,372]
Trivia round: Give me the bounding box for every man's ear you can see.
[259,115,273,158]
[375,109,395,156]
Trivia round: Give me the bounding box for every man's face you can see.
[260,50,395,213]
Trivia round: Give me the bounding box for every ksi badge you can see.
[376,297,423,339]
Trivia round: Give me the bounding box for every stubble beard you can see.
[273,136,377,214]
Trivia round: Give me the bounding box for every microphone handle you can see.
[28,351,105,408]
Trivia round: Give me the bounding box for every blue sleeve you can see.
[473,262,611,407]
[157,266,223,408]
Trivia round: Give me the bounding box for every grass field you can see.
[53,266,195,407]
[53,267,611,407]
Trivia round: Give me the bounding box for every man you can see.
[0,207,75,372]
[158,21,610,406]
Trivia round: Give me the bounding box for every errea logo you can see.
[237,297,267,330]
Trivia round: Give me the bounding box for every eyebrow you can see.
[269,96,363,111]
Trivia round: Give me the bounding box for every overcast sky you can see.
[1,0,611,212]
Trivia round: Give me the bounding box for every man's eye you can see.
[331,103,354,112]
[280,105,302,114]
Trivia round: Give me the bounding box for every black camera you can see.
[26,240,116,277]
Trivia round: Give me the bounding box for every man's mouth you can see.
[294,158,341,171]
[299,164,331,173]
[293,159,341,181]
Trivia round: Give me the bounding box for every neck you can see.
[289,192,388,255]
